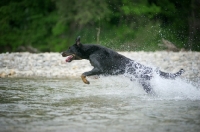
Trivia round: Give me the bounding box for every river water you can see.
[0,76,200,132]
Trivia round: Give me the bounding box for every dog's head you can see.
[62,36,84,62]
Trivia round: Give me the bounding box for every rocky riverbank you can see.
[0,51,200,79]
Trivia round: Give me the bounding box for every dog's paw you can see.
[84,80,90,84]
[81,75,90,84]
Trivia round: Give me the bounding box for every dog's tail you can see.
[156,69,185,79]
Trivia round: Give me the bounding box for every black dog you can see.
[62,36,184,93]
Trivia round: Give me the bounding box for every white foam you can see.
[90,75,200,101]
[150,74,200,100]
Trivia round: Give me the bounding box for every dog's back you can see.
[84,44,131,75]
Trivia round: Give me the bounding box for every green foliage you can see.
[0,0,199,53]
[54,0,110,27]
[0,0,57,52]
[121,0,161,18]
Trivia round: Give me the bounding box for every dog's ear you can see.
[76,36,81,46]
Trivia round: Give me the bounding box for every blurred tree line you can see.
[0,0,200,52]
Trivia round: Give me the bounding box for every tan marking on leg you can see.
[81,75,90,84]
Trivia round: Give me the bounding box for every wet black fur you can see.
[62,36,184,93]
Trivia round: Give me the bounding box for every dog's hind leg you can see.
[139,79,153,94]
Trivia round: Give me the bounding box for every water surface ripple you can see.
[0,77,200,132]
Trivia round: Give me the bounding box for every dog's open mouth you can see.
[62,53,82,62]
[65,55,74,62]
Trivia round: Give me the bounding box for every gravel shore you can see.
[0,51,200,79]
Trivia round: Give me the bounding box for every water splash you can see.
[92,74,200,101]
[150,73,200,100]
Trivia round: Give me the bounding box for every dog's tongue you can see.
[65,55,73,62]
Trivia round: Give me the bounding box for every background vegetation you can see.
[0,0,200,52]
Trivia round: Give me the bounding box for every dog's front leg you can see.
[81,68,103,84]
